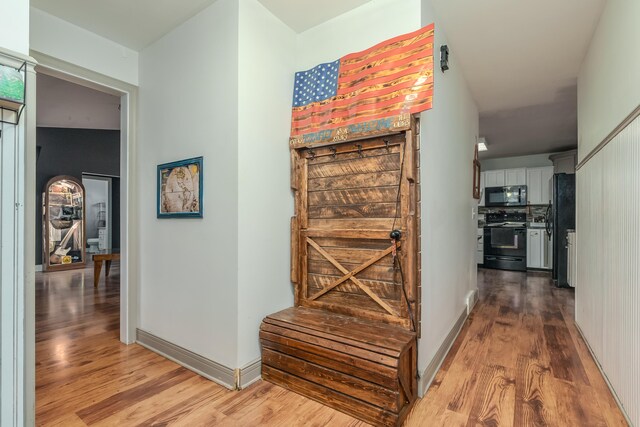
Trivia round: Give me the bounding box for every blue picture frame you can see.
[157,156,203,218]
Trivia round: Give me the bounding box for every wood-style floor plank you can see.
[36,265,628,426]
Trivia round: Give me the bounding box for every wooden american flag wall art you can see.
[290,24,434,148]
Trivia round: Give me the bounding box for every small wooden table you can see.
[92,253,120,287]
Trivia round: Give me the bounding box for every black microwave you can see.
[485,185,527,207]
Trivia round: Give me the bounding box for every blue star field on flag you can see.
[292,60,340,107]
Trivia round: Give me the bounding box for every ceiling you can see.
[258,0,373,33]
[30,0,607,159]
[30,0,219,50]
[430,0,606,159]
[30,0,375,50]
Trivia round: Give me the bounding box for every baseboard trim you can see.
[238,359,262,389]
[136,329,236,389]
[35,264,42,272]
[574,323,633,426]
[418,308,468,397]
[466,289,478,315]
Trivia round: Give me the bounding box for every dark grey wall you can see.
[36,128,120,264]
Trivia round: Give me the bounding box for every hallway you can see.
[35,267,627,426]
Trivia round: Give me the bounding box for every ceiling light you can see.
[477,137,488,152]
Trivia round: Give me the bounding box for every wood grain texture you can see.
[36,265,627,426]
[405,269,629,427]
[260,307,416,426]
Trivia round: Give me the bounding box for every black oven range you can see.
[483,212,527,272]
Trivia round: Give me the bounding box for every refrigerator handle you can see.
[545,204,552,237]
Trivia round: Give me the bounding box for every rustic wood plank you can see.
[307,258,398,283]
[260,336,398,388]
[306,238,400,316]
[466,364,516,427]
[308,218,396,230]
[303,296,408,328]
[308,186,399,206]
[262,348,400,411]
[262,365,399,427]
[307,244,395,266]
[308,153,400,179]
[309,202,399,219]
[262,318,402,358]
[265,306,415,348]
[299,136,404,161]
[310,236,392,250]
[259,322,400,366]
[308,273,400,301]
[513,355,553,426]
[308,170,401,191]
[291,216,299,301]
[306,228,392,240]
[299,157,308,229]
[543,324,590,385]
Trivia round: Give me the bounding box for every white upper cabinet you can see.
[505,168,526,186]
[526,166,554,205]
[485,170,505,187]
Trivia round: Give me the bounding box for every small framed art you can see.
[157,156,203,218]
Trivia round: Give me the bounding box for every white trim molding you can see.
[0,46,37,427]
[418,308,468,397]
[137,329,262,391]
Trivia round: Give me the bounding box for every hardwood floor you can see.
[36,266,628,426]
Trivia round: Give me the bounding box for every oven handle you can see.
[485,256,525,261]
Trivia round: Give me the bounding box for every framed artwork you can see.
[472,145,481,200]
[157,156,203,218]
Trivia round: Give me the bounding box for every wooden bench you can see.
[260,307,417,427]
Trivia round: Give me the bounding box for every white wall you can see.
[0,0,29,55]
[481,152,555,170]
[296,0,421,70]
[138,0,240,368]
[577,0,640,162]
[419,0,479,379]
[576,0,640,423]
[236,0,296,367]
[37,74,120,130]
[576,116,640,426]
[30,8,139,86]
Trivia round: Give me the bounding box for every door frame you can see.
[25,51,139,424]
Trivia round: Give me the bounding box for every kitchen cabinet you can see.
[485,170,505,187]
[477,228,484,264]
[526,166,554,205]
[527,229,542,268]
[527,228,552,269]
[505,168,526,186]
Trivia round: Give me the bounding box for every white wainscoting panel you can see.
[576,113,639,425]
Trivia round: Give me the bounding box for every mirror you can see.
[43,175,86,271]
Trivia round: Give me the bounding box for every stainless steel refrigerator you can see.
[545,173,575,287]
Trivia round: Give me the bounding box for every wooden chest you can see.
[260,307,417,427]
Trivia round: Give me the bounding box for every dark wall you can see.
[36,128,120,264]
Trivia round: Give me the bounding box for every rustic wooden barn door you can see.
[290,121,420,333]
